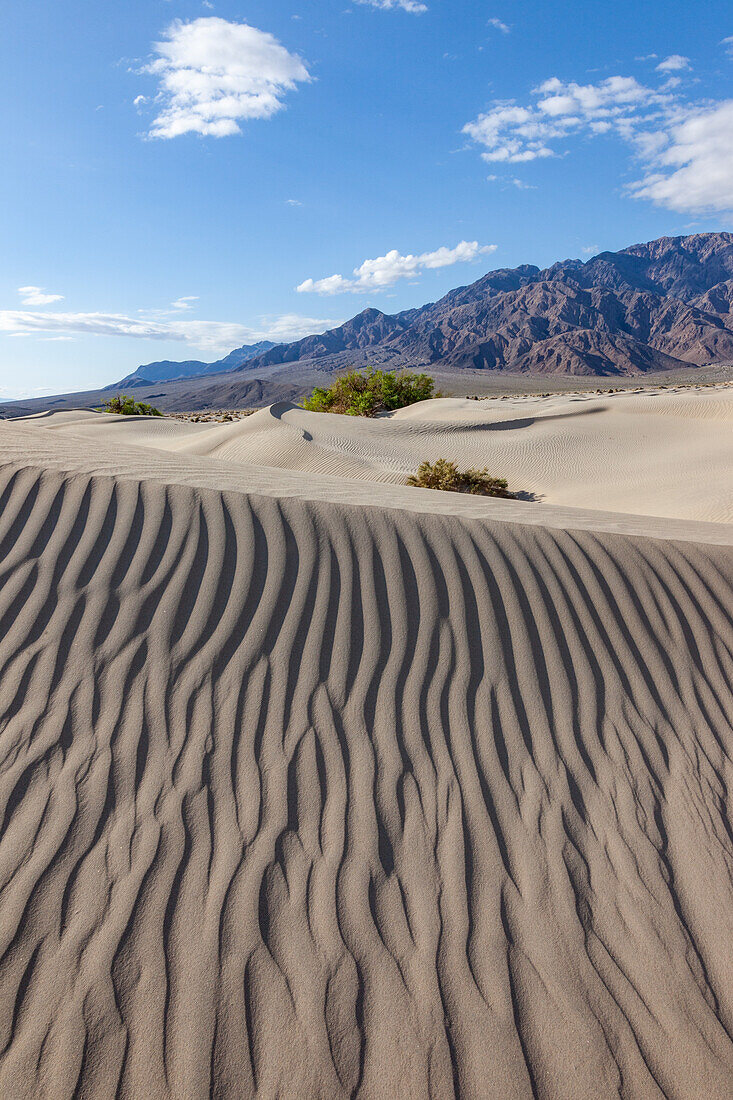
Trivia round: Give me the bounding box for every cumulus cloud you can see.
[465,67,733,215]
[297,241,497,295]
[656,54,690,72]
[629,100,733,214]
[356,0,428,12]
[488,18,510,33]
[140,17,310,139]
[18,286,64,306]
[0,310,341,354]
[463,75,666,162]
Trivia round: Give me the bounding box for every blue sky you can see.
[1,0,732,398]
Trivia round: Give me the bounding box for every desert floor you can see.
[0,386,731,1097]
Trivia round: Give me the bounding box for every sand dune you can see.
[19,385,733,523]
[0,410,731,1097]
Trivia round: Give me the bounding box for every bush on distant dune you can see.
[301,368,439,417]
[407,458,514,497]
[104,395,163,416]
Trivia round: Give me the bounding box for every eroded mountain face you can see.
[237,232,733,378]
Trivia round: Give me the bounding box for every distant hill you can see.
[117,341,277,386]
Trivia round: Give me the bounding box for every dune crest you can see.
[0,419,731,1097]
[18,386,733,523]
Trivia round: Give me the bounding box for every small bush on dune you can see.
[105,395,162,416]
[302,368,439,417]
[407,458,514,497]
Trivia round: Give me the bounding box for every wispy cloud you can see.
[297,241,497,295]
[487,174,535,190]
[171,296,199,310]
[722,36,733,59]
[285,198,303,206]
[488,17,510,33]
[356,0,428,12]
[139,17,310,139]
[0,385,56,403]
[0,310,342,353]
[18,286,64,306]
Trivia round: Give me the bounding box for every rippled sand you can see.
[0,404,731,1098]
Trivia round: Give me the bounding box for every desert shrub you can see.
[301,368,439,417]
[407,458,514,497]
[104,395,162,416]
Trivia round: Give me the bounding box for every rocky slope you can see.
[237,233,733,379]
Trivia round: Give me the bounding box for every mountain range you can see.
[118,340,277,385]
[3,233,733,417]
[226,231,733,379]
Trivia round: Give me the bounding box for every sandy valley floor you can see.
[0,387,730,1097]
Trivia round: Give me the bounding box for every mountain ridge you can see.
[231,232,733,379]
[5,233,733,418]
[118,340,277,386]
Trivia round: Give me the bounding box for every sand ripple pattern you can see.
[0,461,732,1098]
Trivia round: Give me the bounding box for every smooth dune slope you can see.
[0,421,731,1098]
[18,384,733,523]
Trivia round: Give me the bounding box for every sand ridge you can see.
[0,412,731,1097]
[17,385,733,523]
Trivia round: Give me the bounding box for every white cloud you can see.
[582,244,599,255]
[18,286,64,306]
[465,67,733,216]
[285,198,303,206]
[297,241,497,295]
[171,296,199,310]
[488,18,510,33]
[140,17,310,139]
[629,100,733,214]
[656,54,690,72]
[0,310,342,353]
[464,75,665,162]
[722,36,733,59]
[356,0,428,12]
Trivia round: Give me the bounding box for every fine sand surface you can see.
[17,384,733,523]
[0,406,731,1098]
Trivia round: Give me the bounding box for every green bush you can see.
[104,394,162,417]
[301,368,439,417]
[407,458,514,497]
